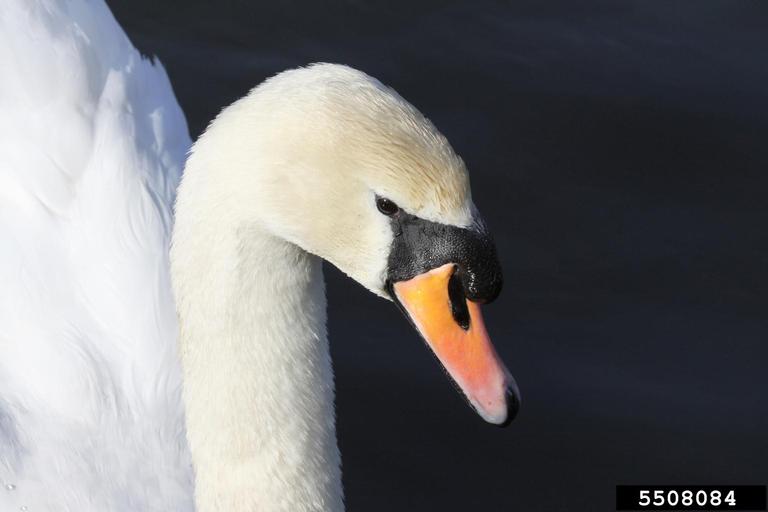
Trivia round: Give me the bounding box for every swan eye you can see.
[376,197,399,216]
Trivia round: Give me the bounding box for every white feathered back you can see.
[0,0,193,510]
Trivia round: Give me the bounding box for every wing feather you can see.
[0,1,193,509]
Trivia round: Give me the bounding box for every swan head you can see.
[182,63,519,425]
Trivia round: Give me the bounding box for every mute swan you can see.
[0,1,519,511]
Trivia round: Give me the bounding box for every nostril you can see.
[448,269,470,330]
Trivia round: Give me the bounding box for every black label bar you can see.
[616,485,766,510]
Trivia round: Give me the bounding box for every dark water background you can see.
[107,1,768,510]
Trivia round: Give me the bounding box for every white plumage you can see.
[0,1,505,511]
[0,0,193,510]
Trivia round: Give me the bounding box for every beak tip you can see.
[495,381,521,428]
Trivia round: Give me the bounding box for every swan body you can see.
[1,1,517,511]
[0,0,192,510]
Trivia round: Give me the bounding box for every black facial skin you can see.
[384,209,504,314]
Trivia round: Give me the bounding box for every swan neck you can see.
[173,221,343,512]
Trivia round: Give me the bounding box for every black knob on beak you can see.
[451,225,503,304]
[386,211,503,303]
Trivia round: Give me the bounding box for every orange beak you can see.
[392,263,519,425]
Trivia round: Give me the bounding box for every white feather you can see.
[0,2,477,511]
[0,0,193,510]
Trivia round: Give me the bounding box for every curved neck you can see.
[173,219,343,512]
